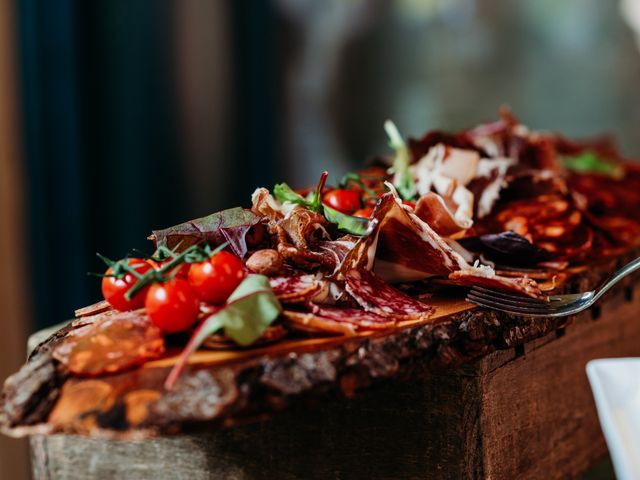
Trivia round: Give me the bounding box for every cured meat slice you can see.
[448,268,543,299]
[345,269,432,321]
[336,193,468,282]
[335,191,542,297]
[470,157,514,218]
[269,274,321,303]
[317,238,357,273]
[281,310,356,336]
[414,193,471,237]
[307,303,397,330]
[568,170,640,249]
[53,312,165,377]
[479,193,596,262]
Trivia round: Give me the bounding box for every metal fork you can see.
[466,257,640,317]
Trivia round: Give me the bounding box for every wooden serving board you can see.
[147,296,475,370]
[28,279,639,479]
[1,253,638,478]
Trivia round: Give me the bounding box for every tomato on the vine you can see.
[145,278,200,333]
[188,251,246,304]
[322,189,361,214]
[149,259,190,279]
[101,258,153,311]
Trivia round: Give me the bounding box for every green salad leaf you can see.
[273,172,370,236]
[273,172,327,214]
[151,207,260,258]
[273,183,309,207]
[562,151,624,178]
[385,120,416,201]
[164,274,282,389]
[323,204,371,236]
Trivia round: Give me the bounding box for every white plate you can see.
[586,358,640,480]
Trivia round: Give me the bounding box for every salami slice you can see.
[269,274,321,303]
[53,311,165,377]
[307,303,397,330]
[282,310,356,336]
[344,269,432,320]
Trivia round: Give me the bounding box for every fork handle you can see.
[592,257,640,304]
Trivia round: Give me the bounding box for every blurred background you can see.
[2,0,640,478]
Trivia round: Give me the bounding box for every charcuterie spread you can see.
[2,109,640,437]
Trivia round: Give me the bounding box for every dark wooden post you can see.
[0,0,30,478]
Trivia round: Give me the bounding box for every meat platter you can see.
[2,109,640,439]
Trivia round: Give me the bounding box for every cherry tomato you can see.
[101,258,153,311]
[353,207,374,218]
[145,278,200,333]
[322,189,361,214]
[188,251,246,304]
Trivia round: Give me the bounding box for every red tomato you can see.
[188,251,246,304]
[101,259,153,311]
[145,278,200,333]
[353,207,374,218]
[322,189,361,214]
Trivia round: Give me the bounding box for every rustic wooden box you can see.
[28,284,639,480]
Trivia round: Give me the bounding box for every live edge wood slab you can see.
[6,255,640,479]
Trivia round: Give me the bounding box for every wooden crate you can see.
[29,285,638,479]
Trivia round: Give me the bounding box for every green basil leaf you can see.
[323,205,370,236]
[562,151,624,178]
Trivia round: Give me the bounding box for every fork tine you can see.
[471,286,548,305]
[468,289,550,310]
[466,293,552,314]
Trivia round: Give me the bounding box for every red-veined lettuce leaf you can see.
[151,207,261,258]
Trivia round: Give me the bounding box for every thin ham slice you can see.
[448,268,543,299]
[335,192,468,282]
[336,191,542,297]
[414,193,472,237]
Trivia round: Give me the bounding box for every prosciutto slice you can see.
[414,193,472,237]
[448,268,543,298]
[336,193,468,282]
[345,269,432,321]
[335,191,542,297]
